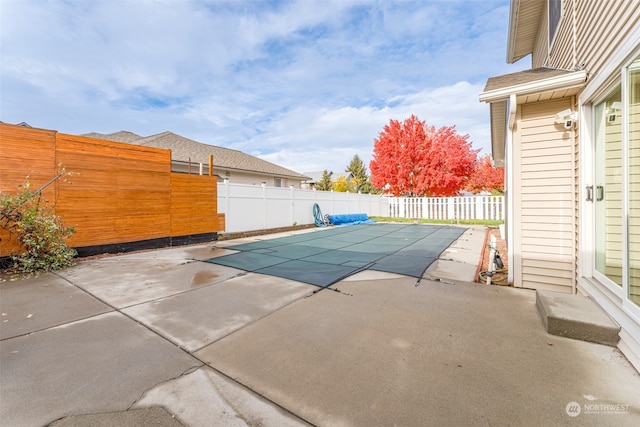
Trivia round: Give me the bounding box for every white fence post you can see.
[290,185,295,225]
[224,178,230,230]
[261,182,267,229]
[476,196,484,220]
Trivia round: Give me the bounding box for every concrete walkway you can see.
[1,225,639,426]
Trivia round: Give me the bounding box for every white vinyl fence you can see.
[218,181,387,233]
[387,195,504,222]
[217,180,504,233]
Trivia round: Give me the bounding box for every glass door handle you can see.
[596,185,604,201]
[586,185,593,201]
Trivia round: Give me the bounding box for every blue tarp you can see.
[327,213,376,226]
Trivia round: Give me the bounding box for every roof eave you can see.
[506,0,545,64]
[506,0,520,64]
[479,70,587,103]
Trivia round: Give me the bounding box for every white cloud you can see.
[246,81,492,174]
[1,0,527,178]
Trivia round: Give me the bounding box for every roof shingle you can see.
[84,130,309,179]
[483,67,573,92]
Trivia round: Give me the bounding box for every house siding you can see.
[532,0,574,69]
[515,98,575,293]
[221,172,291,188]
[575,1,639,79]
[531,3,548,68]
[533,0,640,76]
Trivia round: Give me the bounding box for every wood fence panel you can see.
[0,125,58,256]
[170,174,221,236]
[2,123,225,257]
[0,126,58,189]
[54,133,172,247]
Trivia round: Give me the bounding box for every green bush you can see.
[1,178,77,273]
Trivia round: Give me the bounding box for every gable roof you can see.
[85,130,309,180]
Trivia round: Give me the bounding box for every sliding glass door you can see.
[592,54,640,311]
[628,57,640,306]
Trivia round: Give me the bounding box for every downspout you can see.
[507,93,517,285]
[508,93,517,130]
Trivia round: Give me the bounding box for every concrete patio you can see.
[1,225,639,426]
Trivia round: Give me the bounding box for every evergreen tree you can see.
[315,169,333,191]
[346,154,374,194]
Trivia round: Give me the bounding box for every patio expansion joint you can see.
[0,309,116,342]
[51,271,206,359]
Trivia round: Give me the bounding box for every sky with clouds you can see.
[0,0,529,175]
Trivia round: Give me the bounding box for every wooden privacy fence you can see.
[387,196,504,221]
[0,123,224,257]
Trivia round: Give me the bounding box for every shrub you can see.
[1,174,77,273]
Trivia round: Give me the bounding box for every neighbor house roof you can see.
[302,171,330,183]
[83,131,143,143]
[85,131,309,180]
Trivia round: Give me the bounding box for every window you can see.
[548,0,563,50]
[594,87,623,288]
[275,178,282,187]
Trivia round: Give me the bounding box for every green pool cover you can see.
[205,223,466,287]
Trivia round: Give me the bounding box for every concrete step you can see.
[536,290,620,347]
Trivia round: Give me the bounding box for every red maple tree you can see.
[465,154,504,194]
[370,115,478,196]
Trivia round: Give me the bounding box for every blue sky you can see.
[0,0,528,175]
